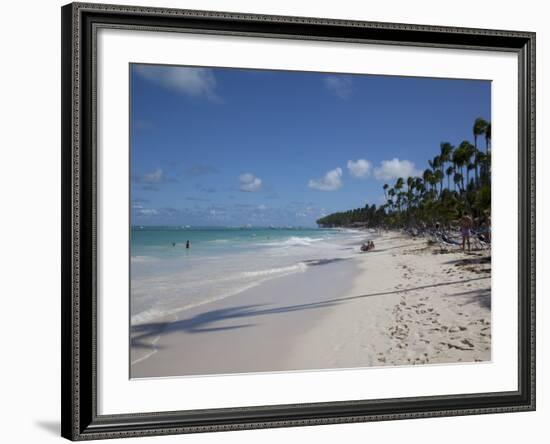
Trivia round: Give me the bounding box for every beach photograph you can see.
[129,64,492,378]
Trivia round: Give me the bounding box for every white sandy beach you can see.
[131,231,491,378]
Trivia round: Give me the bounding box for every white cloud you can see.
[142,168,164,184]
[257,204,267,211]
[239,173,262,192]
[373,158,420,181]
[135,65,219,100]
[347,159,372,178]
[324,76,353,99]
[133,168,169,185]
[308,167,343,191]
[137,208,159,216]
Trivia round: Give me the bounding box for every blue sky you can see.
[130,64,490,227]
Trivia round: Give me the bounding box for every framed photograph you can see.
[61,2,535,440]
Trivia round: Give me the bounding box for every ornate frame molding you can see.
[61,2,535,440]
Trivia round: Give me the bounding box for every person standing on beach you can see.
[460,212,473,252]
[186,240,190,249]
[483,210,491,243]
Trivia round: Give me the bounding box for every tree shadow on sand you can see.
[131,301,341,349]
[445,287,491,309]
[443,256,491,266]
[131,276,490,351]
[370,243,421,252]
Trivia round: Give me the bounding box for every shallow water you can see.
[130,226,373,325]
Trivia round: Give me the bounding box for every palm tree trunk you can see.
[474,137,478,187]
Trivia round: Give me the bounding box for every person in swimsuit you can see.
[460,212,474,252]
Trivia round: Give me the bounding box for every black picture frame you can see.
[61,2,536,440]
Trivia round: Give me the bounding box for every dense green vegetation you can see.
[317,118,491,230]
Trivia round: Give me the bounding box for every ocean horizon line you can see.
[131,224,327,230]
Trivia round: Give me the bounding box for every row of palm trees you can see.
[382,117,491,227]
[317,117,491,229]
[393,118,490,198]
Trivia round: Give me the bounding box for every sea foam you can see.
[130,228,373,326]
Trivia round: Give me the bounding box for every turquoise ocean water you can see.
[130,226,370,325]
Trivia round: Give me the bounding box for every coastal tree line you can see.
[317,117,491,230]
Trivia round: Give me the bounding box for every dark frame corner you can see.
[61,2,535,440]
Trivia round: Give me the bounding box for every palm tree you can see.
[461,141,475,186]
[452,145,466,191]
[415,177,424,191]
[316,118,493,231]
[414,177,425,204]
[473,118,488,185]
[453,141,472,186]
[387,188,396,212]
[453,172,464,193]
[427,173,439,198]
[473,117,488,153]
[434,169,444,194]
[406,177,414,211]
[407,189,415,211]
[475,151,486,184]
[473,149,483,186]
[446,165,454,190]
[439,142,453,182]
[429,155,442,181]
[467,163,476,189]
[484,123,492,184]
[423,169,434,193]
[394,178,404,212]
[395,177,404,192]
[484,122,491,155]
[397,192,406,215]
